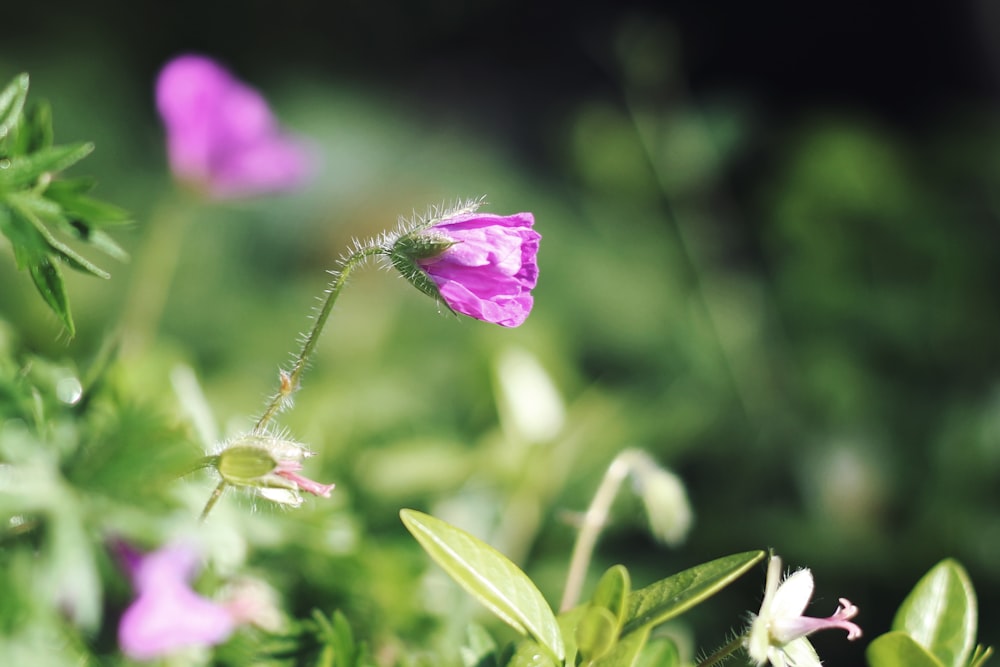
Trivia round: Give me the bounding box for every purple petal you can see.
[155,54,311,198]
[116,543,236,659]
[418,212,540,327]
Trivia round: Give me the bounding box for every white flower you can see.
[746,555,863,667]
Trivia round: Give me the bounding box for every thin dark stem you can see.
[253,245,385,433]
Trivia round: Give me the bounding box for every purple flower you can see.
[392,208,540,327]
[155,54,311,199]
[117,543,236,660]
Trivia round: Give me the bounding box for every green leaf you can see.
[633,637,680,667]
[593,625,649,667]
[0,142,93,190]
[592,565,630,627]
[462,624,499,667]
[867,631,946,667]
[28,256,74,335]
[7,192,110,279]
[893,559,977,667]
[576,605,619,662]
[45,180,131,227]
[505,641,557,667]
[400,509,565,661]
[621,550,765,635]
[0,73,29,141]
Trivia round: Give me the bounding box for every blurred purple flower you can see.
[412,211,540,327]
[117,542,235,660]
[155,54,311,199]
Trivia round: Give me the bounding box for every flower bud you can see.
[214,434,334,507]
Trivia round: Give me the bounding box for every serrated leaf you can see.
[400,509,564,661]
[592,565,630,627]
[621,550,765,635]
[0,142,93,190]
[22,101,54,152]
[893,559,977,667]
[867,631,946,667]
[0,73,29,141]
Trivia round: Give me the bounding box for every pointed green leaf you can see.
[7,192,109,278]
[893,559,977,667]
[0,73,29,141]
[401,509,564,661]
[592,565,630,627]
[594,624,649,667]
[28,256,74,335]
[0,142,93,190]
[621,550,765,635]
[45,181,131,227]
[576,605,619,662]
[21,100,54,152]
[867,631,946,667]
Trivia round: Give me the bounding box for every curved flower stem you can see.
[695,635,746,667]
[560,450,643,611]
[252,243,386,433]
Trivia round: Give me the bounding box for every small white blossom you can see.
[746,555,862,667]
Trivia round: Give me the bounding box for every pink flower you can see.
[391,206,540,328]
[746,554,862,667]
[116,543,236,660]
[155,54,311,199]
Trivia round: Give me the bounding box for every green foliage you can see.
[0,73,127,335]
[620,550,764,635]
[401,508,565,662]
[404,509,763,667]
[867,560,994,667]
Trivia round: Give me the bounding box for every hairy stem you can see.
[695,635,746,667]
[199,480,227,522]
[253,244,385,432]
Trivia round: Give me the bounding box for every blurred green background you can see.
[3,1,1000,664]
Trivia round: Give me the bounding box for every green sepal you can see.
[388,238,457,315]
[400,509,565,662]
[892,559,979,667]
[216,446,281,487]
[621,550,765,635]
